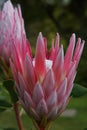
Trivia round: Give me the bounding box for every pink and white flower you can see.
[0,0,25,66]
[10,32,84,129]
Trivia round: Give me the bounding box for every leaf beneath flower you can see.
[71,84,87,97]
[3,80,18,103]
[0,96,12,113]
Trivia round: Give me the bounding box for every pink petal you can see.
[65,62,76,98]
[42,69,54,98]
[33,82,44,105]
[19,98,40,121]
[17,5,25,35]
[18,72,32,96]
[18,72,26,97]
[0,11,2,19]
[49,40,55,60]
[57,93,70,116]
[10,59,18,83]
[20,35,32,61]
[46,90,57,110]
[24,91,34,108]
[67,62,76,84]
[47,106,58,120]
[2,0,14,28]
[13,7,22,40]
[66,72,76,98]
[55,33,60,56]
[64,33,75,71]
[17,5,22,20]
[43,37,47,54]
[28,107,40,121]
[15,81,25,99]
[24,54,36,92]
[11,42,22,73]
[57,78,67,100]
[25,39,32,58]
[74,38,81,56]
[35,32,46,80]
[53,45,64,83]
[36,98,48,117]
[3,44,10,64]
[73,39,85,67]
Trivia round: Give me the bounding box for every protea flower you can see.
[10,32,84,130]
[0,0,26,78]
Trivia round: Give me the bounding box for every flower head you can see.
[0,0,26,78]
[0,0,25,66]
[10,32,84,129]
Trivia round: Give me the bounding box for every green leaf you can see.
[71,84,87,97]
[0,98,12,108]
[3,80,18,103]
[0,96,12,112]
[0,97,12,113]
[84,129,87,130]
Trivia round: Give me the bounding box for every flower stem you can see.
[13,102,24,130]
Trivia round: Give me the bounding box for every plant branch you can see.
[13,102,24,130]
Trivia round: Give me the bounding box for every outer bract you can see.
[10,32,84,130]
